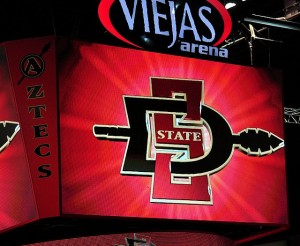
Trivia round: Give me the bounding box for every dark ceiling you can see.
[224,0,300,68]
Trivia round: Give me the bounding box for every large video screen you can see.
[59,40,288,224]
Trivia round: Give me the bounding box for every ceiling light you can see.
[225,2,236,9]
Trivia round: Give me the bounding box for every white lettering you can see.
[183,131,192,140]
[179,3,200,41]
[141,0,150,32]
[167,130,175,139]
[167,1,177,48]
[116,0,229,59]
[174,131,184,140]
[180,41,229,58]
[156,130,202,141]
[152,0,169,36]
[199,45,208,54]
[157,130,165,139]
[119,0,139,30]
[193,132,202,141]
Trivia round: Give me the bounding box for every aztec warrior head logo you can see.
[0,121,20,153]
[93,77,284,205]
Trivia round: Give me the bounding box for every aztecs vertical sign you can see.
[0,36,60,233]
[60,40,288,224]
[5,36,60,220]
[98,0,232,58]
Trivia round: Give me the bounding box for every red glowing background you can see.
[59,40,287,224]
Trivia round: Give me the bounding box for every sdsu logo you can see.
[93,77,284,205]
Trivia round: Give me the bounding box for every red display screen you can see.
[0,44,38,232]
[0,36,60,234]
[59,40,288,224]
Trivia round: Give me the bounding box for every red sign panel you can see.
[59,40,288,224]
[4,36,60,221]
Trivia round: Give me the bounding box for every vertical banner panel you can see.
[0,44,38,232]
[6,36,60,218]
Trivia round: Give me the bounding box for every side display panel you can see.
[59,40,288,224]
[5,36,60,219]
[0,44,38,232]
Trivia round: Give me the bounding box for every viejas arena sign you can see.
[98,0,232,58]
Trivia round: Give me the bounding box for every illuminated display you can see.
[0,44,38,232]
[59,40,288,224]
[5,36,60,220]
[98,0,232,58]
[0,0,293,242]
